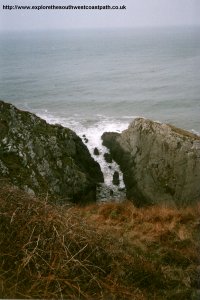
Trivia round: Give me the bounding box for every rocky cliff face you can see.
[0,100,103,203]
[102,118,200,206]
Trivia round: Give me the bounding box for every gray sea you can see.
[0,27,200,197]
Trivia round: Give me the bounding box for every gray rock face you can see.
[102,118,200,206]
[0,100,103,203]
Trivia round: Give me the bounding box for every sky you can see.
[0,0,200,30]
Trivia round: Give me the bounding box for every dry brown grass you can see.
[0,184,199,299]
[168,124,200,140]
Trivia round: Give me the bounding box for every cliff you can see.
[0,100,103,203]
[102,118,200,206]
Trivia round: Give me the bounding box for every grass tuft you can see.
[0,184,199,299]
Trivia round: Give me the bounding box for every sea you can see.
[0,27,200,200]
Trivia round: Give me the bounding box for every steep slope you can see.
[102,118,200,206]
[0,100,103,203]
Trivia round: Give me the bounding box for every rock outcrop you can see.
[94,147,100,156]
[0,100,103,203]
[112,171,120,186]
[104,153,112,163]
[102,118,200,206]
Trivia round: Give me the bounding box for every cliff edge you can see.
[0,100,103,203]
[102,118,200,206]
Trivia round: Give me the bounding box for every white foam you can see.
[191,129,200,136]
[77,119,128,189]
[37,112,132,198]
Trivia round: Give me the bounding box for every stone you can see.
[104,153,112,163]
[0,100,104,203]
[94,147,100,156]
[102,118,200,206]
[84,138,89,143]
[110,189,114,196]
[112,171,120,186]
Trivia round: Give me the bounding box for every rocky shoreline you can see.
[1,100,200,206]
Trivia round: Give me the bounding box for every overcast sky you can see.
[0,0,200,30]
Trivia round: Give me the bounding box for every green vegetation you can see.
[0,184,199,299]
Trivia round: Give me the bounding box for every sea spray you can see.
[37,112,131,201]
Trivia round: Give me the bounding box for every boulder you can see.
[104,153,112,163]
[0,100,103,203]
[102,118,200,206]
[112,171,120,186]
[94,147,100,156]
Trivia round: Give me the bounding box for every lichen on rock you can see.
[0,100,103,203]
[102,118,200,206]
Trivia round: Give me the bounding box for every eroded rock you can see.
[94,147,100,156]
[102,118,200,206]
[0,100,103,203]
[104,153,112,163]
[112,171,120,186]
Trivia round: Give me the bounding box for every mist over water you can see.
[0,27,200,196]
